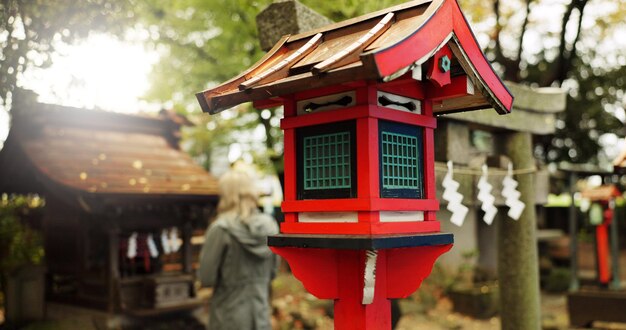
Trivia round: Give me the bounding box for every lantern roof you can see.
[197,0,513,115]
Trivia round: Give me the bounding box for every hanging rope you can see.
[434,162,537,176]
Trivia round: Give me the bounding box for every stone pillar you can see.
[498,131,541,330]
[256,0,333,51]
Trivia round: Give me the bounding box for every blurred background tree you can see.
[0,0,134,110]
[1,0,625,173]
[457,0,626,165]
[0,194,45,307]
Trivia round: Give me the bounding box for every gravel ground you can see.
[0,275,582,330]
[395,293,568,330]
[270,273,571,330]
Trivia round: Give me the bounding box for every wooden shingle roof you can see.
[0,103,218,197]
[197,0,513,115]
[581,185,622,202]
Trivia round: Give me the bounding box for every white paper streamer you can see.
[161,230,172,254]
[169,227,182,253]
[147,234,159,258]
[442,161,469,226]
[502,163,525,220]
[362,250,378,305]
[580,198,591,213]
[477,165,497,225]
[127,232,138,259]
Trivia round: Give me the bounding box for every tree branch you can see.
[542,0,588,86]
[514,0,532,80]
[492,0,503,60]
[489,0,524,82]
[561,0,588,84]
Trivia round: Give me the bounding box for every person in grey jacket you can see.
[199,170,279,330]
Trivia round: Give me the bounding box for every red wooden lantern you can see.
[197,0,513,328]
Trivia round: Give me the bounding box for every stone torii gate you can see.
[436,82,566,329]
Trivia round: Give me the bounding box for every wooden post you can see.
[568,172,580,291]
[106,224,120,313]
[182,222,193,274]
[498,131,541,330]
[609,199,621,290]
[333,250,391,330]
[595,222,611,284]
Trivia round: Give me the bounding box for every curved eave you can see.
[197,61,380,114]
[197,0,512,115]
[364,0,513,114]
[197,35,292,114]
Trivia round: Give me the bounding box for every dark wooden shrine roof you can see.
[581,185,622,202]
[197,0,513,115]
[0,103,219,198]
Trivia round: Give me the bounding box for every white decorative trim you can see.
[298,212,359,223]
[377,91,422,114]
[379,211,424,222]
[466,77,475,95]
[362,249,378,305]
[412,64,422,81]
[296,91,356,115]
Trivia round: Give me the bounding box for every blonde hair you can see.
[217,170,259,222]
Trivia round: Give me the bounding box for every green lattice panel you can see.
[303,131,351,190]
[381,131,420,189]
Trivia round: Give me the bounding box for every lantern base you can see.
[269,233,453,330]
